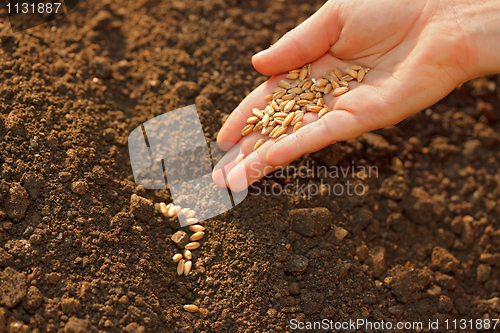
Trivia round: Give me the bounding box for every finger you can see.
[266,109,370,167]
[222,111,323,191]
[225,140,283,192]
[252,2,341,75]
[212,131,264,188]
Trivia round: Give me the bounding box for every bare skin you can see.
[214,0,500,192]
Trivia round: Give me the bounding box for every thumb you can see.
[252,2,341,75]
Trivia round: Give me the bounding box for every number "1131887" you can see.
[6,2,62,14]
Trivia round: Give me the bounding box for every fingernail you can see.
[226,163,248,193]
[253,48,268,58]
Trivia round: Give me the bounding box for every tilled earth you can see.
[1,0,500,332]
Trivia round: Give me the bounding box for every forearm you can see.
[453,0,500,77]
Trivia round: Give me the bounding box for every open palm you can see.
[215,0,476,192]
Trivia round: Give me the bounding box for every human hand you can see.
[215,0,496,192]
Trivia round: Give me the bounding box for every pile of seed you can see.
[157,202,204,314]
[237,64,369,162]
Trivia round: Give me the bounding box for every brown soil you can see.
[1,0,500,332]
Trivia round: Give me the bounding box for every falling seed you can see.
[186,218,198,224]
[190,232,205,241]
[173,254,183,262]
[174,206,182,216]
[168,205,177,217]
[253,139,265,151]
[183,304,199,313]
[275,134,288,143]
[185,242,201,250]
[159,202,169,217]
[181,208,190,214]
[333,87,349,96]
[185,210,196,219]
[177,259,185,275]
[184,260,192,276]
[189,224,205,232]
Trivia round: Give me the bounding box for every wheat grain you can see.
[183,249,192,260]
[177,259,185,275]
[333,87,349,96]
[241,124,254,136]
[183,304,199,313]
[189,224,205,232]
[293,121,303,133]
[235,153,245,165]
[184,260,192,276]
[185,242,201,250]
[190,232,205,241]
[253,138,265,151]
[173,253,183,262]
[275,134,288,143]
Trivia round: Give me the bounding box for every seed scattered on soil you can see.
[183,249,192,260]
[173,254,183,262]
[183,304,199,313]
[184,260,192,276]
[177,259,185,276]
[185,242,201,250]
[189,224,205,232]
[190,232,205,241]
